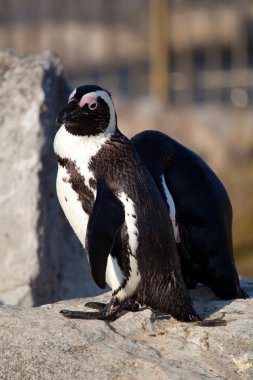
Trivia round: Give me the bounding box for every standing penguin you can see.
[54,85,200,322]
[131,130,248,300]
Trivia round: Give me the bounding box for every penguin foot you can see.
[185,313,201,322]
[60,309,104,320]
[60,309,118,321]
[171,308,201,322]
[150,310,201,322]
[84,300,140,313]
[84,302,106,311]
[173,312,201,323]
[60,297,121,321]
[123,300,140,312]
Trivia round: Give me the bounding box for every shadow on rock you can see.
[190,281,252,323]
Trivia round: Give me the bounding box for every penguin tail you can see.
[238,288,249,299]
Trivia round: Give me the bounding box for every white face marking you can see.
[56,165,91,247]
[68,88,76,102]
[106,255,125,290]
[161,174,180,243]
[116,192,141,301]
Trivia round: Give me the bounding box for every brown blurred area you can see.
[0,0,252,277]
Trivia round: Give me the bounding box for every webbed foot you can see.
[84,302,106,311]
[60,309,103,319]
[60,297,121,321]
[84,300,140,313]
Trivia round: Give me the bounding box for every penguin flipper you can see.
[86,179,125,288]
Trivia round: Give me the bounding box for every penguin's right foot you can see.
[60,297,121,321]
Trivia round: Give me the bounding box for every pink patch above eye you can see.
[79,95,97,108]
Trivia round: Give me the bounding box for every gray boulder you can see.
[0,50,101,306]
[0,280,252,380]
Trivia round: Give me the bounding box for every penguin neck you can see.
[54,123,119,161]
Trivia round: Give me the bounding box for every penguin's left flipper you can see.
[86,179,125,289]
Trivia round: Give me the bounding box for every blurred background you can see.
[0,0,252,277]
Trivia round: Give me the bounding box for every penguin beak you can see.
[56,101,81,126]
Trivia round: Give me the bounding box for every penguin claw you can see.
[188,313,201,322]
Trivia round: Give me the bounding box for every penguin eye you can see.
[88,102,97,111]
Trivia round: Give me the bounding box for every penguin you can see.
[54,85,200,322]
[131,130,248,300]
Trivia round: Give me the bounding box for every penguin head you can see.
[56,85,116,136]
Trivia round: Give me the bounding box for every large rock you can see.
[0,51,101,306]
[0,280,252,379]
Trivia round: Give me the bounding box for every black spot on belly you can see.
[57,155,94,214]
[65,197,68,202]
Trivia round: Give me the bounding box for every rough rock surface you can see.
[0,280,252,380]
[0,50,101,306]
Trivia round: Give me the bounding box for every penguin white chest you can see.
[54,125,110,246]
[56,165,95,247]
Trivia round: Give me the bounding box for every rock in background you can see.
[0,50,102,306]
